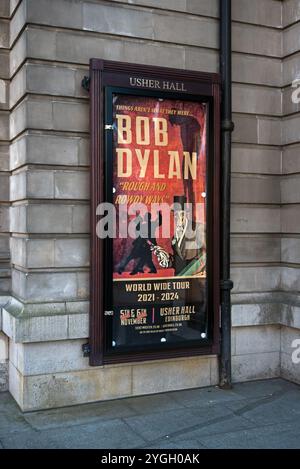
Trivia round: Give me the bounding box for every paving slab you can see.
[123,392,183,415]
[1,430,61,449]
[231,378,299,398]
[0,392,32,438]
[147,439,207,449]
[224,389,300,425]
[124,404,233,443]
[170,385,244,408]
[23,399,136,431]
[0,411,32,438]
[1,419,146,449]
[170,413,255,442]
[197,420,300,449]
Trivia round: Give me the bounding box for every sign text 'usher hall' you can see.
[129,76,187,92]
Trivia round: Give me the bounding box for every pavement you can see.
[0,378,300,449]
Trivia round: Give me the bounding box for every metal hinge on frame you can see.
[104,310,114,316]
[81,76,90,92]
[82,342,91,357]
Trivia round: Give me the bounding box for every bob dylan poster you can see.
[111,93,208,350]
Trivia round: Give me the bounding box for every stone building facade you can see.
[0,0,300,410]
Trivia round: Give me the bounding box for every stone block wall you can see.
[231,0,282,382]
[280,0,300,384]
[2,0,223,409]
[0,0,299,410]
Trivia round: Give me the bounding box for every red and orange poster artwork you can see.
[113,94,207,279]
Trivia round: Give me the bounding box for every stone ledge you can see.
[232,301,300,329]
[9,355,218,411]
[1,295,300,344]
[9,329,281,377]
[1,297,89,343]
[232,291,300,307]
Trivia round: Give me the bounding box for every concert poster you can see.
[110,93,209,350]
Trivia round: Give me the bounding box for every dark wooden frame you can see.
[89,59,221,366]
